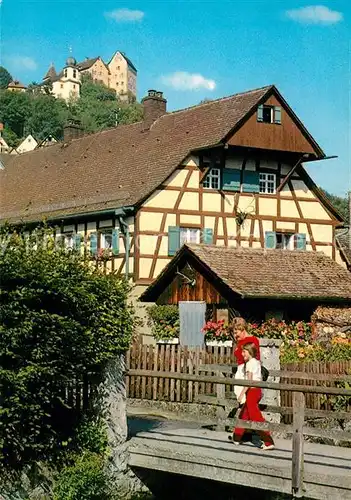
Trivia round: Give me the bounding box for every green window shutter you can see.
[203,228,213,245]
[265,231,276,249]
[295,233,306,250]
[242,171,260,193]
[112,228,120,255]
[74,233,82,251]
[257,105,264,122]
[90,232,98,256]
[274,106,282,124]
[222,168,241,191]
[168,226,180,256]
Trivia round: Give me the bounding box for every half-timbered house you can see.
[0,85,348,323]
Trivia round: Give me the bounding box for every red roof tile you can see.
[0,85,273,223]
[142,244,351,301]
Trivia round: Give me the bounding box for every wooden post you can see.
[292,391,305,498]
[216,371,226,430]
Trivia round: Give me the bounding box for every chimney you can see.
[141,90,167,130]
[63,118,83,142]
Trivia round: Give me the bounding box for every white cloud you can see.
[160,71,216,91]
[286,5,343,24]
[5,55,37,71]
[105,8,144,22]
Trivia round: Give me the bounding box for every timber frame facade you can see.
[0,85,345,293]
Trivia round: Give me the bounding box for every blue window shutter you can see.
[168,226,180,256]
[203,228,213,245]
[295,233,306,250]
[242,171,260,193]
[222,168,241,191]
[112,228,119,255]
[74,233,82,251]
[257,105,264,122]
[265,231,276,249]
[274,106,282,124]
[90,232,98,256]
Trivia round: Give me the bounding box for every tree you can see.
[0,66,12,89]
[321,189,349,224]
[0,90,30,137]
[0,227,133,473]
[27,94,69,140]
[70,75,143,133]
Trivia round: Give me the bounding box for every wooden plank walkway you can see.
[128,427,351,500]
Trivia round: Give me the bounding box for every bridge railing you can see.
[126,367,351,498]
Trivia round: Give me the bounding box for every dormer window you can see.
[257,105,281,124]
[203,167,220,189]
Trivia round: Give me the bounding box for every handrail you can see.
[126,367,351,498]
[126,369,351,396]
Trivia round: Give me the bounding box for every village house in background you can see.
[40,51,137,102]
[0,129,57,155]
[6,80,27,92]
[1,84,351,341]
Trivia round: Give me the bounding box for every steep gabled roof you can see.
[336,229,351,268]
[0,85,274,223]
[76,56,110,73]
[7,80,26,89]
[43,64,57,81]
[141,245,351,302]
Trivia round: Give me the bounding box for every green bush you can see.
[0,227,133,471]
[54,452,110,500]
[75,417,108,456]
[147,305,179,341]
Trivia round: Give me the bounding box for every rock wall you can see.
[103,355,147,498]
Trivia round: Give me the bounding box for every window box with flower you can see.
[147,305,180,343]
[202,320,232,347]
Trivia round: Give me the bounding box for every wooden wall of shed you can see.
[157,269,225,305]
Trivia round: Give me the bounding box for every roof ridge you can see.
[164,84,274,118]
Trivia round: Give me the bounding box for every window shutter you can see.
[74,233,82,251]
[90,232,98,256]
[274,106,282,124]
[265,231,276,249]
[222,168,241,191]
[203,228,213,245]
[168,226,180,256]
[295,233,306,250]
[242,171,260,193]
[112,228,120,255]
[257,105,264,122]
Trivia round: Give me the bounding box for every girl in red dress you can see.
[233,343,275,450]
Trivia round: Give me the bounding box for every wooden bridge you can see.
[127,366,351,500]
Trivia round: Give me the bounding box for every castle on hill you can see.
[42,51,137,102]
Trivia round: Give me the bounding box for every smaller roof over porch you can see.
[140,245,351,305]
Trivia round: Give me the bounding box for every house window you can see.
[180,227,200,246]
[203,168,220,189]
[73,84,76,89]
[259,172,276,194]
[265,231,306,250]
[73,69,77,78]
[257,105,281,124]
[276,233,294,250]
[60,84,64,89]
[64,69,67,78]
[100,231,113,250]
[117,66,120,70]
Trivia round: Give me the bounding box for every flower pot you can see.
[156,338,179,345]
[206,340,233,347]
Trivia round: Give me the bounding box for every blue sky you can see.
[0,0,349,196]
